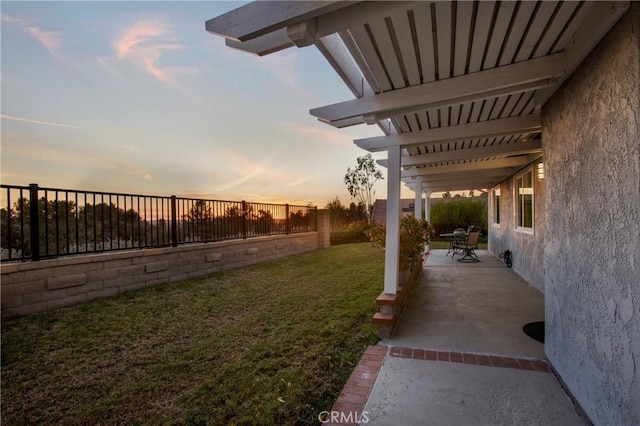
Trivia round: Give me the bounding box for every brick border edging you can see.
[324,344,551,425]
[324,345,388,426]
[388,346,551,372]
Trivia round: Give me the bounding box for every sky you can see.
[0,1,411,207]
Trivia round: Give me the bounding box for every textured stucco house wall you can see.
[488,158,545,293]
[490,5,640,424]
[542,6,640,425]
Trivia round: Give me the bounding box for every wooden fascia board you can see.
[225,29,293,56]
[322,116,365,129]
[355,114,541,152]
[401,138,543,167]
[205,1,355,42]
[310,53,565,124]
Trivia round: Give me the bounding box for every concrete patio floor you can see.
[326,250,587,426]
[382,249,545,358]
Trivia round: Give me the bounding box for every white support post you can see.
[424,190,432,255]
[384,145,401,295]
[424,190,431,223]
[414,178,423,219]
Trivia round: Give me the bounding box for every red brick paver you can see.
[386,346,551,373]
[449,351,463,363]
[325,345,388,425]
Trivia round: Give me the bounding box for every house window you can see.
[493,188,501,225]
[516,170,534,232]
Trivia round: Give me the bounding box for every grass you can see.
[1,243,384,425]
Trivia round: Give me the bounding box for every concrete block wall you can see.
[317,209,330,249]
[1,232,319,318]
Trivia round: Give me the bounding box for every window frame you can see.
[492,187,501,228]
[515,169,534,234]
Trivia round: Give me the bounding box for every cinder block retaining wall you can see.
[1,232,321,318]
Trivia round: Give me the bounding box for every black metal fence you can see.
[1,184,317,262]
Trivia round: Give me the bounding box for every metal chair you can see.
[446,228,466,256]
[452,228,481,262]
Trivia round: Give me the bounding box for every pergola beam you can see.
[205,1,355,42]
[219,2,417,57]
[310,54,565,126]
[405,168,518,183]
[355,114,541,152]
[401,138,542,167]
[405,180,498,192]
[225,28,293,56]
[401,157,530,178]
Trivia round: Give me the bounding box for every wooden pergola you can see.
[206,1,629,294]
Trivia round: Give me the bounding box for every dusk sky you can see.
[0,1,410,207]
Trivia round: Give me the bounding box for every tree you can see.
[184,200,214,240]
[2,197,79,257]
[224,205,243,238]
[344,154,383,223]
[186,200,213,222]
[325,197,349,229]
[255,209,273,234]
[348,202,367,222]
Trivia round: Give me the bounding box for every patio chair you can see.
[449,225,472,257]
[452,228,481,262]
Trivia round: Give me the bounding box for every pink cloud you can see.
[2,14,62,55]
[113,20,182,84]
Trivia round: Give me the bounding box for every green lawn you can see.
[1,244,384,425]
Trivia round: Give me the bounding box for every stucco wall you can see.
[488,160,545,293]
[542,6,640,425]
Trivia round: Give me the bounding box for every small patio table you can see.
[439,232,467,256]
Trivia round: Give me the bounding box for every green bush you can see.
[368,215,429,270]
[430,199,488,237]
[330,222,372,246]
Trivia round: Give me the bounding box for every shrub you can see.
[330,222,372,246]
[368,215,429,270]
[430,199,487,237]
